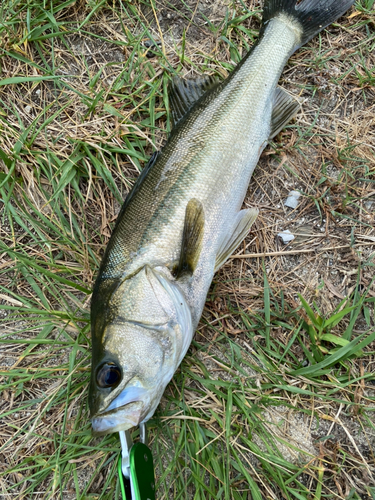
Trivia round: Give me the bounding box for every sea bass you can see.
[89,0,354,434]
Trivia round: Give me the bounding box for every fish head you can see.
[89,265,193,435]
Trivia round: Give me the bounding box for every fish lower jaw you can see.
[91,401,144,435]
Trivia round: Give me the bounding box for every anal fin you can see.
[270,87,300,139]
[215,208,258,272]
[175,198,205,279]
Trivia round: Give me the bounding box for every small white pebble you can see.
[25,105,32,113]
[278,230,295,244]
[36,89,41,95]
[285,190,301,209]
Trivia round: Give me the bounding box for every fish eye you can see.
[96,362,122,388]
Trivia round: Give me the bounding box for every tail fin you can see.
[262,0,355,49]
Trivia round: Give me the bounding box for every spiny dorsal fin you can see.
[270,87,300,139]
[175,198,205,279]
[215,208,258,272]
[169,75,218,129]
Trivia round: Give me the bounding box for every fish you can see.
[89,0,355,435]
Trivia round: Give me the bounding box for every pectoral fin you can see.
[215,208,258,272]
[175,198,205,279]
[270,87,300,139]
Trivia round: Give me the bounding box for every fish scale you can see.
[105,20,295,282]
[89,0,355,436]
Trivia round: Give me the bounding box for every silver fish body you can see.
[89,0,355,435]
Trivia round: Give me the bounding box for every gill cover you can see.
[90,266,193,434]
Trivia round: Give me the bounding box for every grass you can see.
[0,0,374,498]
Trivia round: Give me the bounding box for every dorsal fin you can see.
[168,75,218,129]
[175,198,205,279]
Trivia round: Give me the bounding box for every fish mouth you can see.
[91,401,144,436]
